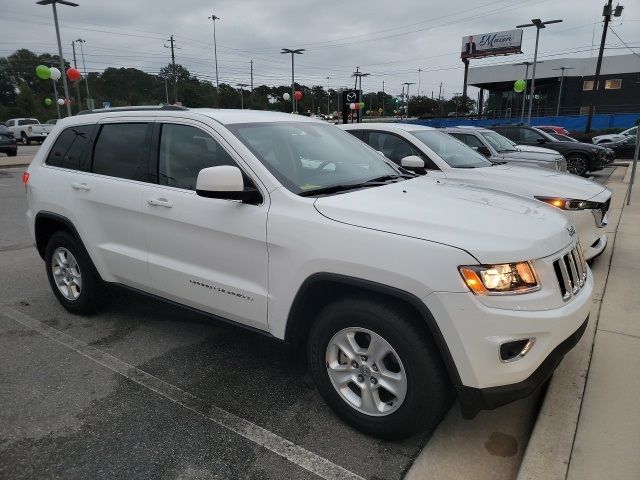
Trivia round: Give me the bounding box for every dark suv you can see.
[0,124,17,157]
[488,125,605,176]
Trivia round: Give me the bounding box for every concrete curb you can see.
[516,164,629,480]
[0,157,33,169]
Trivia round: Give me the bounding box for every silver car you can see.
[442,126,567,171]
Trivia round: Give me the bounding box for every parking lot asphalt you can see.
[0,162,617,480]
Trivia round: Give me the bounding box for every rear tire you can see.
[308,296,451,439]
[45,231,109,314]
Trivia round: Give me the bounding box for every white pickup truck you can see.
[5,118,53,145]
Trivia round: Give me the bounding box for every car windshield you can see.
[410,130,492,168]
[227,121,402,195]
[19,119,39,126]
[534,128,558,142]
[479,130,517,152]
[550,133,578,142]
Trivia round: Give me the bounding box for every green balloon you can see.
[36,64,51,80]
[514,79,526,93]
[44,98,52,106]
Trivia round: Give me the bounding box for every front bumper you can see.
[456,317,588,418]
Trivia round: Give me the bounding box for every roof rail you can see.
[77,105,188,115]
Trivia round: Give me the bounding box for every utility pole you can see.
[326,76,330,114]
[237,83,248,109]
[516,18,563,124]
[208,15,220,96]
[552,66,574,116]
[37,0,77,117]
[281,48,305,113]
[417,68,422,97]
[75,38,90,109]
[250,60,254,108]
[164,35,179,104]
[382,80,385,116]
[585,1,624,132]
[71,40,81,113]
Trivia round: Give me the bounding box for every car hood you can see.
[516,144,563,155]
[442,164,608,201]
[314,176,573,264]
[497,149,559,162]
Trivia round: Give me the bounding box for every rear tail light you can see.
[22,171,30,189]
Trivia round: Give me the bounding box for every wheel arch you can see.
[34,211,85,260]
[285,272,462,386]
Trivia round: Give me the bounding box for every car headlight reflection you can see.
[459,262,539,295]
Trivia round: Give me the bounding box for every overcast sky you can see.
[1,0,638,100]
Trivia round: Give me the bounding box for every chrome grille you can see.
[553,243,588,301]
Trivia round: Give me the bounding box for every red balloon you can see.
[67,68,81,82]
[293,90,302,101]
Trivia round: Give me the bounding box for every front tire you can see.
[45,231,109,314]
[308,296,451,439]
[566,154,589,176]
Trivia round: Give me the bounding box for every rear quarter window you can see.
[46,125,94,171]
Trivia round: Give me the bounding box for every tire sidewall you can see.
[308,298,448,438]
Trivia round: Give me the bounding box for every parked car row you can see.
[341,123,611,260]
[25,107,601,439]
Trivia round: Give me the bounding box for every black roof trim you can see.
[77,105,188,115]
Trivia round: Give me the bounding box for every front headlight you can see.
[459,262,539,295]
[535,196,600,210]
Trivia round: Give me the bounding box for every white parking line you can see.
[1,305,365,480]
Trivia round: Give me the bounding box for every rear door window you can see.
[92,123,152,181]
[18,119,39,126]
[46,125,93,170]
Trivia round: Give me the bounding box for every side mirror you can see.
[196,166,261,204]
[474,145,491,157]
[536,137,546,144]
[400,155,426,173]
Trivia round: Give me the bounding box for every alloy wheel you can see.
[325,327,407,416]
[51,247,82,301]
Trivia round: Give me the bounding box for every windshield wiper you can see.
[299,174,408,197]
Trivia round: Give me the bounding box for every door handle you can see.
[147,198,173,208]
[71,182,91,191]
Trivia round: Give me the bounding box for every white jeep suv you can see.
[25,107,593,439]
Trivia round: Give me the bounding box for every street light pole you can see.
[514,61,544,122]
[403,82,415,119]
[37,0,78,117]
[417,68,422,97]
[552,66,574,116]
[516,18,563,124]
[281,48,305,113]
[75,38,90,109]
[208,15,220,97]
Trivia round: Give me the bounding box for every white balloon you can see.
[57,98,65,106]
[283,92,290,101]
[49,67,61,80]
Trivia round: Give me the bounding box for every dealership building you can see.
[467,53,640,118]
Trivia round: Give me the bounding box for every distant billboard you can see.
[461,29,523,59]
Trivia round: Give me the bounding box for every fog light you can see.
[500,338,536,363]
